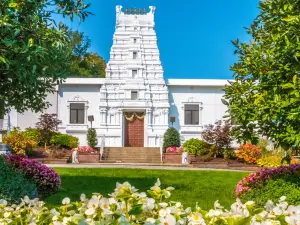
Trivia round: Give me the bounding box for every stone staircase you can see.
[101,147,161,163]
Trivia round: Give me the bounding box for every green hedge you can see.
[0,156,37,204]
[50,133,79,149]
[240,176,300,207]
[87,128,97,148]
[163,127,181,151]
[183,138,212,156]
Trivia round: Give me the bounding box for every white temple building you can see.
[2,6,230,147]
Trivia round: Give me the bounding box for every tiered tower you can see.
[98,6,169,147]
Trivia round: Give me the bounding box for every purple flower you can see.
[5,155,61,199]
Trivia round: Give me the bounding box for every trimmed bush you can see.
[163,127,180,151]
[239,178,300,207]
[6,155,61,199]
[0,156,37,204]
[50,133,79,149]
[183,138,212,156]
[237,164,300,206]
[2,127,37,155]
[87,128,97,148]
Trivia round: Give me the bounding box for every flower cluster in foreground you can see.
[0,179,299,225]
[236,164,300,196]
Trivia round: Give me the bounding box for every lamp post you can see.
[88,115,94,128]
[170,116,175,127]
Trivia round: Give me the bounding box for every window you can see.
[131,91,138,100]
[184,104,199,125]
[132,70,137,78]
[70,103,85,124]
[133,52,137,59]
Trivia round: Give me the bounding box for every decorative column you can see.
[146,108,152,126]
[163,109,169,125]
[99,108,107,125]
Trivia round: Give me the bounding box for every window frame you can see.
[133,51,137,59]
[184,104,199,125]
[132,69,138,78]
[69,103,85,124]
[131,91,138,100]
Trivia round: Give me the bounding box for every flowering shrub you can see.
[72,146,94,153]
[235,143,261,164]
[2,127,37,155]
[236,164,300,206]
[0,180,300,225]
[257,155,298,168]
[5,155,61,199]
[166,146,184,153]
[163,127,181,151]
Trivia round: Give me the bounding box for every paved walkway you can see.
[46,163,252,172]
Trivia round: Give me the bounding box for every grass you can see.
[46,168,248,210]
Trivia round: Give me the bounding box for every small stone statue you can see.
[72,148,79,163]
[125,8,128,14]
[134,8,137,15]
[143,8,146,15]
[139,9,142,15]
[130,8,132,14]
[181,152,188,164]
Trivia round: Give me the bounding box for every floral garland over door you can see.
[123,112,145,122]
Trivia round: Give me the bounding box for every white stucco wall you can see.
[168,84,228,141]
[57,84,102,146]
[8,92,58,131]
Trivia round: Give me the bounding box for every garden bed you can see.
[78,152,100,163]
[163,152,182,164]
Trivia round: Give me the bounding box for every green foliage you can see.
[201,120,233,156]
[0,0,91,115]
[163,128,181,151]
[50,133,79,149]
[240,177,300,207]
[183,138,212,156]
[36,114,61,147]
[223,0,300,148]
[23,128,41,143]
[224,148,236,160]
[87,128,97,148]
[68,30,106,78]
[0,156,37,204]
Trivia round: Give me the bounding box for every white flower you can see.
[159,214,176,225]
[279,196,286,202]
[80,194,86,202]
[85,207,95,216]
[207,209,222,217]
[144,218,156,224]
[272,207,283,216]
[159,209,168,218]
[0,199,7,206]
[287,205,300,215]
[159,202,168,208]
[146,198,155,210]
[188,213,206,225]
[50,208,60,217]
[214,200,224,209]
[88,196,99,208]
[155,178,161,187]
[265,200,275,211]
[62,197,70,205]
[22,196,30,204]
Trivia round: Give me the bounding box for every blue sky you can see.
[62,0,260,79]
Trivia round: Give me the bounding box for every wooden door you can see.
[124,113,144,147]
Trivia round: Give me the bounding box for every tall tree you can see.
[68,30,106,78]
[223,0,300,149]
[0,0,91,117]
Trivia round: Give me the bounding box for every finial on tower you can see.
[143,8,146,14]
[149,6,156,14]
[130,8,133,14]
[116,5,123,15]
[125,8,128,14]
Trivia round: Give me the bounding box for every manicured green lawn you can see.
[46,168,248,210]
